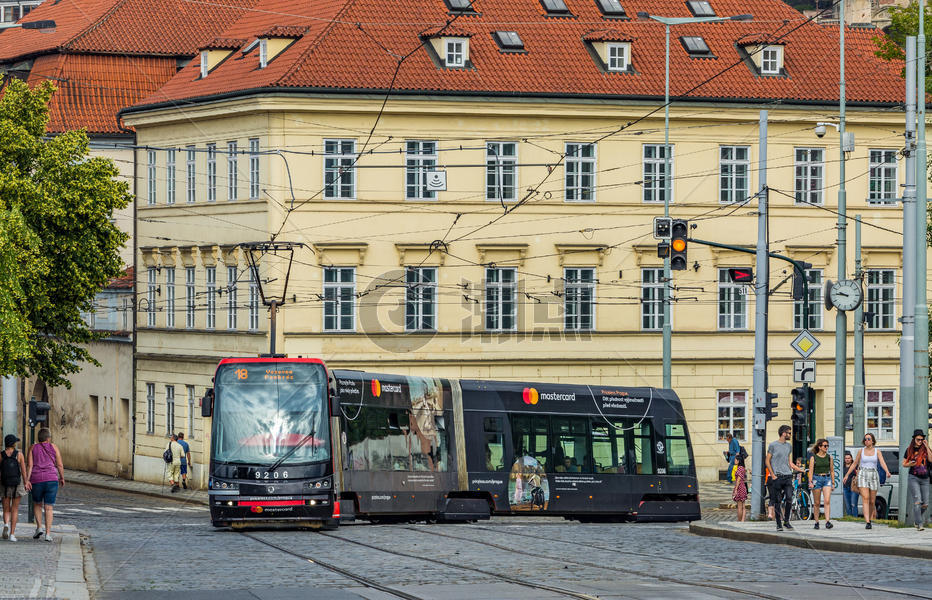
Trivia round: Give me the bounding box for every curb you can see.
[52,524,90,600]
[689,521,932,560]
[70,479,209,507]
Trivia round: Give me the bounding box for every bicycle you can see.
[791,477,813,521]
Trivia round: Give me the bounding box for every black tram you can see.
[203,357,700,528]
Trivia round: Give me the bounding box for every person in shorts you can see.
[165,434,184,493]
[807,438,835,530]
[2,434,30,542]
[26,428,64,542]
[844,432,891,529]
[176,432,191,489]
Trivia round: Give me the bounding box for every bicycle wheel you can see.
[798,491,813,520]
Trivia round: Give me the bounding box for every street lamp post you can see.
[647,13,752,390]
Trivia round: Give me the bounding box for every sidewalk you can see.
[0,521,87,600]
[64,469,208,506]
[691,519,932,560]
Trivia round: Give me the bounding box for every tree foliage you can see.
[0,80,130,388]
[873,2,932,92]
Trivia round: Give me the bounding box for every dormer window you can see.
[686,0,715,16]
[595,0,626,18]
[445,38,467,67]
[680,36,713,57]
[444,0,476,12]
[493,31,525,52]
[540,0,570,15]
[761,45,782,74]
[607,43,629,71]
[199,50,208,78]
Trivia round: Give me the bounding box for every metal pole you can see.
[751,110,768,519]
[27,425,34,524]
[269,299,278,355]
[2,376,17,439]
[900,37,918,524]
[915,0,930,438]
[834,0,849,438]
[853,216,866,446]
[662,23,672,390]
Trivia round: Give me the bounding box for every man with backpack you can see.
[164,434,184,493]
[2,434,30,541]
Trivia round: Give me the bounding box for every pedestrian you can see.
[844,432,891,529]
[2,434,30,542]
[732,452,748,522]
[765,424,805,532]
[165,434,184,493]
[724,433,740,482]
[176,432,191,490]
[842,451,859,517]
[901,429,931,530]
[25,428,64,542]
[807,438,835,529]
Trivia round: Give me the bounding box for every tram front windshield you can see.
[213,362,330,466]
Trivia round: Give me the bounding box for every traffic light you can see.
[670,219,688,271]
[653,217,672,240]
[792,262,813,300]
[727,267,753,284]
[28,399,50,427]
[763,392,779,421]
[791,387,809,427]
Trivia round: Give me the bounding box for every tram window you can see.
[344,406,450,473]
[665,423,692,476]
[590,419,627,474]
[633,422,654,475]
[484,416,505,472]
[512,415,550,471]
[553,416,588,473]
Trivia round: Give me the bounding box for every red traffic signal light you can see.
[727,267,753,283]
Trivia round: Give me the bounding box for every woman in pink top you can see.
[25,428,64,542]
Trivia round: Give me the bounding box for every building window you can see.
[259,38,268,68]
[719,146,749,204]
[866,389,895,441]
[207,143,217,202]
[487,142,517,202]
[565,142,596,202]
[166,149,176,205]
[146,383,155,434]
[564,267,595,331]
[146,267,157,327]
[405,267,437,330]
[794,147,823,205]
[166,385,175,436]
[866,269,896,330]
[445,38,466,67]
[147,150,156,205]
[868,149,898,205]
[718,268,748,330]
[227,141,238,201]
[185,267,196,328]
[643,144,673,204]
[227,265,238,330]
[249,138,260,200]
[323,267,356,331]
[793,269,823,330]
[761,46,781,74]
[187,385,196,440]
[717,390,747,442]
[186,146,196,203]
[405,140,438,200]
[206,266,216,329]
[641,267,665,331]
[324,139,356,199]
[248,269,260,330]
[485,267,517,331]
[165,268,175,328]
[607,43,628,71]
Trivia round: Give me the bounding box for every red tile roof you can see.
[260,25,309,38]
[108,267,135,289]
[129,0,906,111]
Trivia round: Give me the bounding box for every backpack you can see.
[1,450,20,487]
[737,446,748,461]
[163,443,173,464]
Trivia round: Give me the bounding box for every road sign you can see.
[790,330,821,359]
[793,359,816,383]
[426,170,447,191]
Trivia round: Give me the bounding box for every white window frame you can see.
[185,267,196,328]
[794,147,824,205]
[487,141,517,202]
[249,138,260,199]
[259,38,268,68]
[485,267,517,331]
[166,149,176,205]
[565,142,596,202]
[643,144,673,204]
[165,267,175,328]
[718,268,748,330]
[323,267,356,331]
[793,269,823,330]
[207,143,217,202]
[405,267,437,331]
[405,140,438,200]
[866,269,896,330]
[206,266,216,330]
[445,38,466,67]
[719,145,750,204]
[147,150,157,205]
[868,149,898,205]
[146,383,155,434]
[147,267,157,327]
[866,389,895,442]
[227,141,238,201]
[227,265,238,330]
[199,50,209,78]
[641,267,665,331]
[187,385,196,440]
[717,390,748,442]
[166,385,175,436]
[248,269,260,330]
[186,146,196,203]
[324,139,356,199]
[606,43,629,71]
[761,45,781,75]
[564,267,596,331]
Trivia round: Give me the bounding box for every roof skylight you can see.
[595,0,626,17]
[680,36,711,55]
[540,0,570,14]
[445,0,476,12]
[493,31,525,51]
[687,0,715,17]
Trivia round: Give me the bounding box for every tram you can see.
[202,357,700,528]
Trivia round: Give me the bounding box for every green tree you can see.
[873,2,932,92]
[0,80,130,388]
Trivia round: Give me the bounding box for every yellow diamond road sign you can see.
[791,330,821,359]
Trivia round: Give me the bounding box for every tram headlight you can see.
[322,479,330,488]
[219,481,239,490]
[315,481,321,488]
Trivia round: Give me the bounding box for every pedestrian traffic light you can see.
[28,399,50,427]
[670,219,688,271]
[727,267,753,284]
[763,392,778,421]
[791,387,809,427]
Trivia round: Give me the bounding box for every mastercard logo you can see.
[522,387,539,405]
[371,379,381,397]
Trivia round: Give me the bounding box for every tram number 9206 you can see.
[255,470,289,480]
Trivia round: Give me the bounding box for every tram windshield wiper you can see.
[268,428,316,472]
